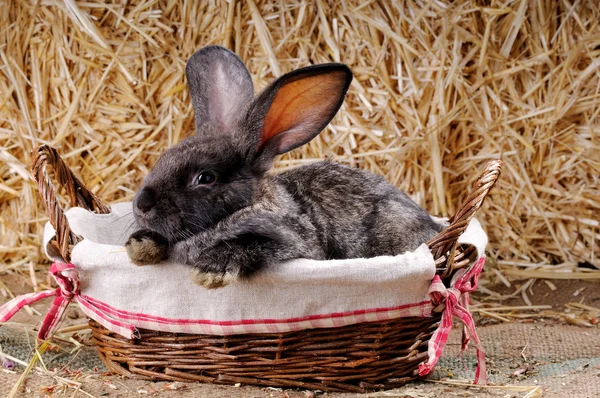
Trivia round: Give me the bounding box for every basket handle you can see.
[31,145,111,262]
[427,160,503,278]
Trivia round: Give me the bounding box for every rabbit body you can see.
[272,162,442,259]
[126,46,442,288]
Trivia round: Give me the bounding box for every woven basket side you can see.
[90,314,441,393]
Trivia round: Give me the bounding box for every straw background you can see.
[0,0,599,285]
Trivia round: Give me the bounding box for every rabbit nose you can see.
[136,187,157,213]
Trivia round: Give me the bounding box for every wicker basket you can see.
[31,145,502,393]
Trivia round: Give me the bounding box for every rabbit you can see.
[125,45,443,289]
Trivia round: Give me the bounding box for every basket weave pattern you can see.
[31,145,501,392]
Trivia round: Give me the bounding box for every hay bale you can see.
[1,0,599,282]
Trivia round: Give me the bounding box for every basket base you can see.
[90,314,441,393]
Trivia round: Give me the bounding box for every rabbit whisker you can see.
[117,219,139,244]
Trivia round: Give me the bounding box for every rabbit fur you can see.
[126,45,443,288]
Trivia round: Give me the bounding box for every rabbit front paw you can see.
[126,229,169,265]
[189,269,236,289]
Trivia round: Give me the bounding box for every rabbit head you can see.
[132,46,352,242]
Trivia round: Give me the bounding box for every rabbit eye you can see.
[195,171,217,185]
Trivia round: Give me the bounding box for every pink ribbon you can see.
[418,257,487,384]
[0,262,137,340]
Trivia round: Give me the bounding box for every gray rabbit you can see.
[126,45,442,288]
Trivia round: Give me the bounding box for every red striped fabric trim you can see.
[0,290,57,321]
[81,294,431,326]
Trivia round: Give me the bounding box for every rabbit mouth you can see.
[133,212,149,229]
[133,209,184,243]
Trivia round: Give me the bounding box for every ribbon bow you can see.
[418,257,487,384]
[0,262,137,340]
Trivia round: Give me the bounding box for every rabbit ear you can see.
[246,64,352,165]
[186,46,254,134]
